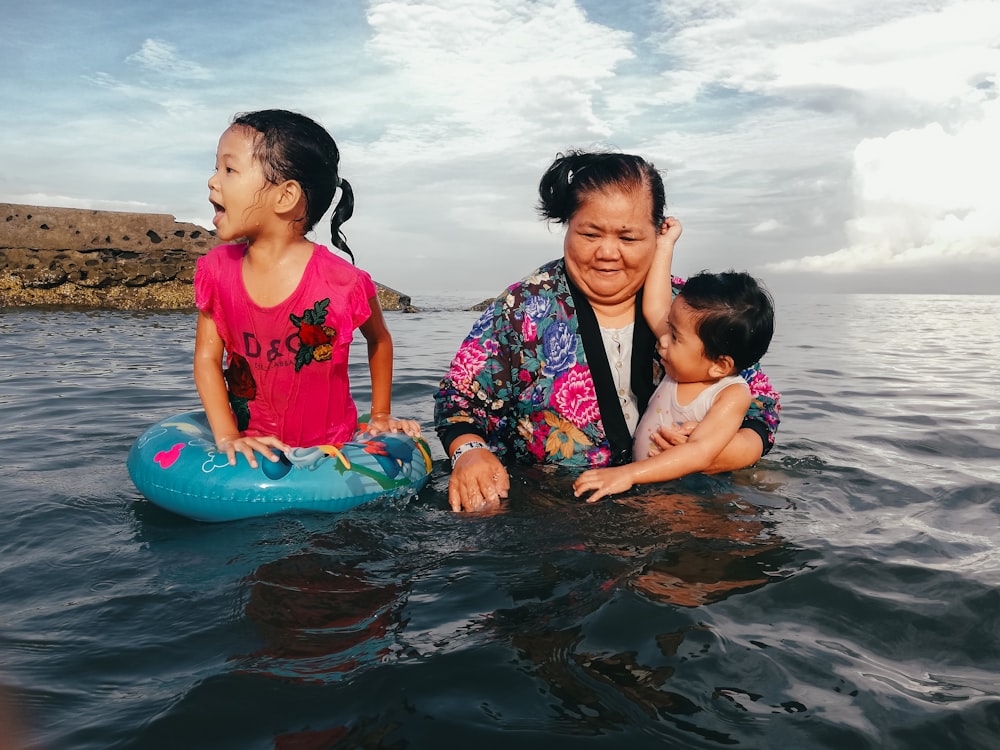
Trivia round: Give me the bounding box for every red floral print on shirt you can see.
[224,351,256,431]
[290,298,338,372]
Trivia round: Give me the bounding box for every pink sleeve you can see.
[193,253,215,313]
[193,247,234,347]
[351,268,377,328]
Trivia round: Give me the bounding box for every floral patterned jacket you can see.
[433,259,781,468]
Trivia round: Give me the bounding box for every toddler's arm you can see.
[573,381,750,502]
[642,217,682,339]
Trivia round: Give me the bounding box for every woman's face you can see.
[563,186,657,310]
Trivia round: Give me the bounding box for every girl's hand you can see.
[367,414,422,437]
[573,465,637,503]
[649,421,698,454]
[449,447,510,512]
[216,434,290,469]
[393,418,423,437]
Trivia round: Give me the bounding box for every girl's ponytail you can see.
[330,178,355,264]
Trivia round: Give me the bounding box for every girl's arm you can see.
[573,382,751,502]
[642,217,682,339]
[193,312,287,467]
[358,297,421,437]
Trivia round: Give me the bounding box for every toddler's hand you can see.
[659,216,682,245]
[573,465,636,503]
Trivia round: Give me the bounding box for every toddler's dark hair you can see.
[537,149,666,229]
[233,109,355,262]
[679,271,774,372]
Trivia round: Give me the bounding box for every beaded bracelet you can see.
[450,441,489,469]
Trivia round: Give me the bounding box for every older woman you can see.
[434,150,780,512]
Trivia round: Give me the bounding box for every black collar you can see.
[566,273,657,466]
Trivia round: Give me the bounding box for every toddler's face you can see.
[657,297,714,383]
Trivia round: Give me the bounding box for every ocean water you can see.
[1,292,998,749]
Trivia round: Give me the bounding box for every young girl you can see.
[194,109,420,468]
[573,218,775,502]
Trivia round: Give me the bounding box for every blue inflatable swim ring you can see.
[127,410,433,522]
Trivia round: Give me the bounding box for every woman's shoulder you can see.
[505,258,566,293]
[479,258,566,314]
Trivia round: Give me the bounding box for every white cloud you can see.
[3,0,999,293]
[82,40,219,123]
[653,0,1000,106]
[125,39,212,81]
[364,0,633,154]
[9,193,163,213]
[767,98,1000,274]
[639,0,1000,279]
[331,0,644,290]
[752,219,781,234]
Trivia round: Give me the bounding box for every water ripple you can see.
[2,296,1000,749]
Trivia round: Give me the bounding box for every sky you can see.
[2,0,998,297]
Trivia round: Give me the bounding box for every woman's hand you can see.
[651,424,765,474]
[216,434,290,468]
[573,465,637,503]
[449,447,510,512]
[647,421,698,455]
[367,413,422,437]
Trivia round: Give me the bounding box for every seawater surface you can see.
[1,293,998,749]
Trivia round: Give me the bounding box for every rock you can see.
[470,297,498,311]
[0,203,413,311]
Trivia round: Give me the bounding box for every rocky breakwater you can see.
[0,203,412,311]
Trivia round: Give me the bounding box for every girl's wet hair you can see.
[679,271,775,372]
[537,149,666,228]
[232,109,355,262]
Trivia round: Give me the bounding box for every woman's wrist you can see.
[450,440,490,468]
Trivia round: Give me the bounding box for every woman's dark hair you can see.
[679,271,775,372]
[537,149,666,228]
[232,109,355,262]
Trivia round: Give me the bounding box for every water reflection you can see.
[221,456,807,745]
[6,298,1000,748]
[0,682,30,750]
[488,483,796,742]
[240,554,406,682]
[617,491,786,608]
[236,514,413,685]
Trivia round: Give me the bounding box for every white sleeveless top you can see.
[632,374,748,461]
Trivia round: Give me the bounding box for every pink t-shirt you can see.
[195,243,376,447]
